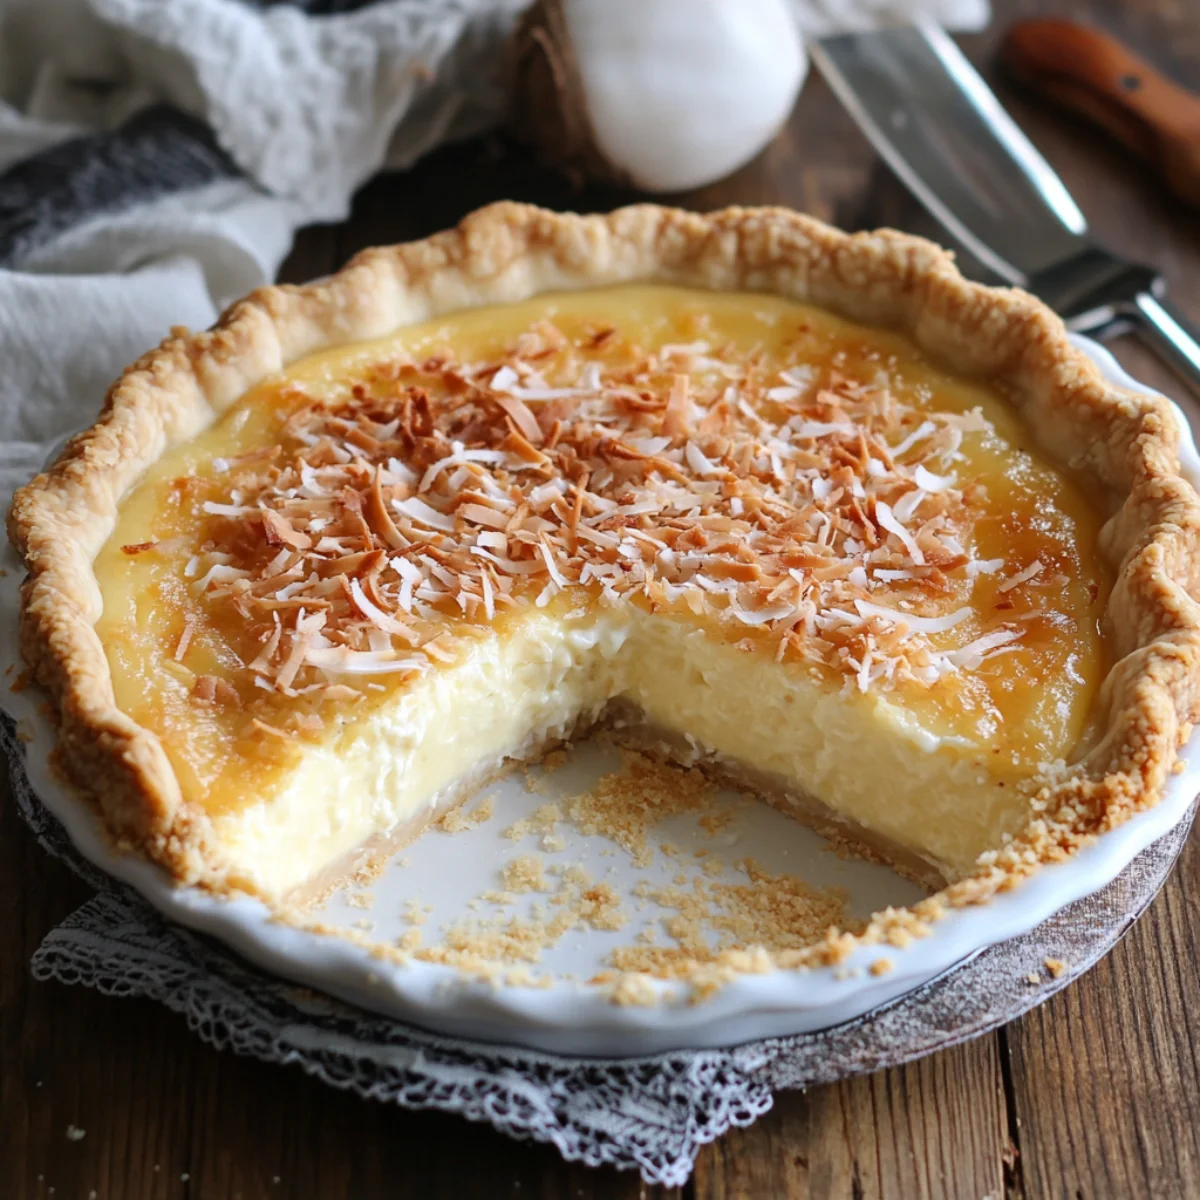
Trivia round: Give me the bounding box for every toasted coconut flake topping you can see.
[179,316,1056,696]
[998,560,1044,592]
[662,374,691,437]
[174,616,197,662]
[854,600,970,636]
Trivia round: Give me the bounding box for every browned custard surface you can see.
[92,285,1110,888]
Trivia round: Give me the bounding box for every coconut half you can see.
[511,0,807,192]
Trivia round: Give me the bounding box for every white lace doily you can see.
[6,718,1192,1185]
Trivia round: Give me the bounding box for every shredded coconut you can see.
[175,315,1042,706]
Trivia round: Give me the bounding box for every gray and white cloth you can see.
[0,0,534,495]
[0,0,1018,1182]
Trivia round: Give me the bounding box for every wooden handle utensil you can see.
[1000,19,1200,207]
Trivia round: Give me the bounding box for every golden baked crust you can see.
[9,202,1200,976]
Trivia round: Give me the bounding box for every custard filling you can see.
[94,285,1110,895]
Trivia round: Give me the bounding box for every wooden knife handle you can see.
[1000,19,1200,208]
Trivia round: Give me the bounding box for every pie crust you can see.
[9,203,1200,975]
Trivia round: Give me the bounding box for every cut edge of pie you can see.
[10,202,1200,984]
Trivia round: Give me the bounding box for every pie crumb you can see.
[566,750,715,865]
[439,796,494,833]
[574,880,627,931]
[504,802,563,841]
[501,854,551,893]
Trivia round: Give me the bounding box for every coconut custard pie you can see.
[10,205,1200,969]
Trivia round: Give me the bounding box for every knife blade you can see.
[811,22,1200,394]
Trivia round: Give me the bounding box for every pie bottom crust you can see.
[10,201,1200,982]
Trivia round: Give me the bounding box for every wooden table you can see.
[5,2,1199,1195]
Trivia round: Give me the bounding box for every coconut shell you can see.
[509,0,634,189]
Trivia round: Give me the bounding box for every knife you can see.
[810,22,1200,394]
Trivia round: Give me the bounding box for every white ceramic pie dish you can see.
[3,335,1198,1057]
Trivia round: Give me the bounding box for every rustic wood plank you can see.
[277,222,344,288]
[334,135,636,257]
[693,1037,1011,1200]
[1003,838,1200,1199]
[5,1,1200,1196]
